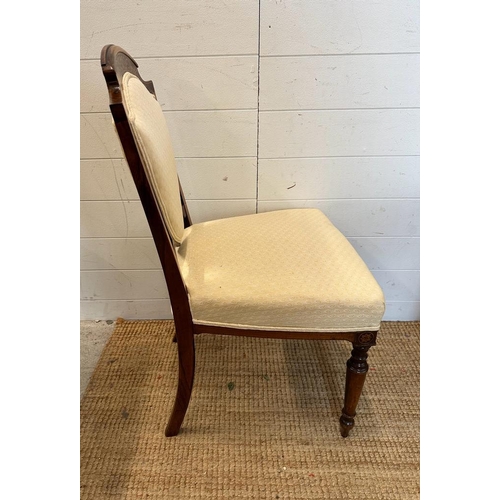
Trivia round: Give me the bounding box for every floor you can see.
[81,319,419,499]
[80,320,115,398]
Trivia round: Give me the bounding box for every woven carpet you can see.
[81,320,419,499]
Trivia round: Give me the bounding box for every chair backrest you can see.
[101,45,192,324]
[122,71,185,243]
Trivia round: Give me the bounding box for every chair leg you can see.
[339,344,371,438]
[165,327,195,437]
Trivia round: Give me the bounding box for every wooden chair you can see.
[100,45,385,438]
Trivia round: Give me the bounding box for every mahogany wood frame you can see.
[100,44,378,438]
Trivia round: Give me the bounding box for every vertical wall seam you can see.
[255,0,261,213]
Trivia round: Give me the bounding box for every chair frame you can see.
[100,44,379,438]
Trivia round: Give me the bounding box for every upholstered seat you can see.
[177,208,384,332]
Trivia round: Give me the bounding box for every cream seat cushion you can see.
[177,209,385,332]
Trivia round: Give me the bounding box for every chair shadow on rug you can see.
[100,44,386,438]
[282,339,374,427]
[284,340,348,413]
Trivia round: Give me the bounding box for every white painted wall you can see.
[81,0,420,321]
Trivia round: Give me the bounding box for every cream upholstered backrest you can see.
[121,72,185,244]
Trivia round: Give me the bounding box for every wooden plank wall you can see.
[81,0,420,321]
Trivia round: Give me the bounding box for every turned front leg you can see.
[339,344,371,438]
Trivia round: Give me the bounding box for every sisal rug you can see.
[81,320,419,499]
